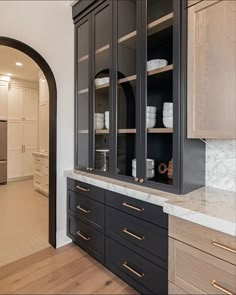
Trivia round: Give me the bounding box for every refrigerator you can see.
[0,121,7,184]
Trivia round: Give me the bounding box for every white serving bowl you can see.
[95,118,105,124]
[146,118,156,128]
[146,106,157,113]
[95,113,105,118]
[163,102,173,110]
[146,112,156,119]
[132,168,155,179]
[95,120,105,130]
[132,158,154,169]
[163,109,173,117]
[163,116,173,128]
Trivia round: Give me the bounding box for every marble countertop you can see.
[64,170,236,237]
[32,152,49,158]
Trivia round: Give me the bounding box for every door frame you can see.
[0,36,57,248]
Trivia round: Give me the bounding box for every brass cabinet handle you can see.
[139,178,145,184]
[76,185,90,192]
[86,167,93,172]
[211,240,236,254]
[122,202,144,212]
[211,280,234,295]
[76,205,91,214]
[122,261,144,278]
[123,228,145,241]
[134,177,139,182]
[76,231,90,241]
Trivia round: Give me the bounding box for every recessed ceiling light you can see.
[16,62,23,66]
[6,73,12,76]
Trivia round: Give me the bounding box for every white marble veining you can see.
[206,140,236,192]
[64,170,236,237]
[32,152,49,159]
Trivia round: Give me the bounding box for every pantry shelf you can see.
[78,128,173,134]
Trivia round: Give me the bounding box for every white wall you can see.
[0,1,74,247]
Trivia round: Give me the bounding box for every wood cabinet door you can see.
[0,82,8,119]
[187,0,236,139]
[8,86,24,121]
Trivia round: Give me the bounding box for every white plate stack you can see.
[147,59,168,71]
[163,103,173,128]
[105,111,109,129]
[132,159,155,179]
[95,113,104,130]
[146,106,157,128]
[95,77,110,86]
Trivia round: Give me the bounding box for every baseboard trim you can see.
[8,176,33,183]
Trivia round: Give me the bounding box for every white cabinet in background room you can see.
[0,81,8,119]
[32,153,48,196]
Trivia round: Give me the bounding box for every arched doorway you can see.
[0,36,56,247]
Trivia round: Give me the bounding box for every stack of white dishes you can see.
[147,59,168,71]
[95,113,104,130]
[163,103,173,128]
[146,106,157,128]
[105,111,109,129]
[132,159,155,179]
[95,77,110,87]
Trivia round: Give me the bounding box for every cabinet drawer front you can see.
[67,178,105,203]
[169,216,236,265]
[67,215,104,263]
[106,190,168,229]
[169,282,189,294]
[106,238,167,295]
[34,157,45,165]
[68,190,105,230]
[106,207,168,261]
[34,163,43,174]
[169,238,236,295]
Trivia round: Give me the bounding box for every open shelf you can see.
[78,64,173,94]
[78,13,173,63]
[79,128,173,134]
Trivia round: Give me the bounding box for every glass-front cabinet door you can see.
[93,3,112,173]
[116,0,138,181]
[75,18,90,171]
[142,0,175,187]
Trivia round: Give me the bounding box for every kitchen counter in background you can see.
[64,170,236,237]
[32,152,48,158]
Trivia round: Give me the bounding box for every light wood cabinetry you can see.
[0,81,8,119]
[187,0,236,139]
[33,153,48,196]
[168,216,236,295]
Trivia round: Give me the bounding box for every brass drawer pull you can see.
[36,168,41,172]
[76,205,91,214]
[76,231,90,241]
[211,280,234,295]
[122,202,144,212]
[76,185,90,192]
[122,261,144,278]
[211,240,236,254]
[123,228,145,241]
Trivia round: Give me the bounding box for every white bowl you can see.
[163,102,173,110]
[163,116,173,128]
[95,113,105,118]
[146,118,156,128]
[132,158,154,169]
[147,59,168,71]
[146,112,156,119]
[163,109,173,117]
[95,118,105,123]
[95,121,104,130]
[132,168,155,179]
[146,106,157,113]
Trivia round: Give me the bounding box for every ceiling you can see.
[0,45,40,82]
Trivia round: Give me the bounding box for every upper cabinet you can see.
[0,81,8,119]
[187,0,236,139]
[73,0,205,194]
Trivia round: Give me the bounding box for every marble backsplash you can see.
[206,140,236,192]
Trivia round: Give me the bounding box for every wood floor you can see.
[0,179,49,267]
[0,243,138,294]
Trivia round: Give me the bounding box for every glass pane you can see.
[76,21,89,169]
[94,6,111,172]
[117,0,137,178]
[146,0,173,185]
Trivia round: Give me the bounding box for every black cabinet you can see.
[73,0,205,195]
[67,178,168,294]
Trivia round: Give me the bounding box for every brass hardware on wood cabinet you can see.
[76,231,90,241]
[76,185,90,192]
[211,280,234,295]
[139,178,145,184]
[76,205,91,214]
[211,240,236,254]
[122,202,144,212]
[123,228,145,241]
[134,177,139,182]
[122,261,144,278]
[86,167,93,172]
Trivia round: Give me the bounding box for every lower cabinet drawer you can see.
[169,282,189,294]
[106,206,168,263]
[67,215,104,264]
[68,190,105,231]
[169,238,236,295]
[106,238,168,295]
